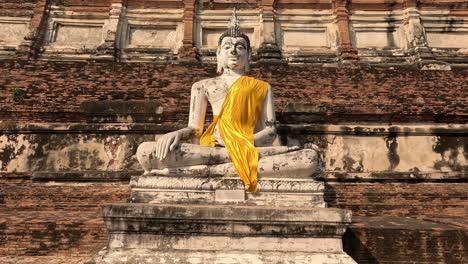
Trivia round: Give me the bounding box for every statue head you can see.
[217,10,251,74]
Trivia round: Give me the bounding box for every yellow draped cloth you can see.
[200,76,269,192]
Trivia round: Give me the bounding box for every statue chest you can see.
[204,84,230,114]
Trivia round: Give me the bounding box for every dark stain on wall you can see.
[384,133,400,170]
[0,220,5,246]
[432,135,467,171]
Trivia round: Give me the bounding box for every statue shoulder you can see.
[192,77,219,88]
[191,77,219,93]
[244,76,269,87]
[244,76,270,92]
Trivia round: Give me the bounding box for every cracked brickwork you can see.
[1,60,467,123]
[0,174,129,259]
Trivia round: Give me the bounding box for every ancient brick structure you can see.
[0,0,467,263]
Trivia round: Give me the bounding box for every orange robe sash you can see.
[200,76,269,192]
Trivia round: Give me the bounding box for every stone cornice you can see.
[0,0,465,65]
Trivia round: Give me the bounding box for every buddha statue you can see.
[136,12,318,192]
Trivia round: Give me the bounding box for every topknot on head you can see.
[217,8,251,50]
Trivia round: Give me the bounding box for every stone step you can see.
[102,203,351,235]
[130,175,326,207]
[90,249,357,264]
[2,207,464,263]
[344,216,468,264]
[91,203,355,264]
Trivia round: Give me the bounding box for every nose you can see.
[230,47,237,55]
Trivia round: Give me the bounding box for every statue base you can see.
[130,174,326,207]
[87,175,357,264]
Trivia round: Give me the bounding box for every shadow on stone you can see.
[343,228,378,264]
[323,181,337,208]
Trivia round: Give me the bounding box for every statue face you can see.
[217,37,249,73]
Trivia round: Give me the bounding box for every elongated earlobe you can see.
[216,48,223,74]
[244,50,251,73]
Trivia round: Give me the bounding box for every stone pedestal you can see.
[130,175,326,207]
[88,174,357,264]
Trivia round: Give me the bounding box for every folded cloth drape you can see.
[200,76,269,192]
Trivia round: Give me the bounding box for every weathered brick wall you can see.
[326,182,468,218]
[1,60,467,123]
[0,0,38,17]
[0,174,129,258]
[332,182,467,263]
[1,175,466,262]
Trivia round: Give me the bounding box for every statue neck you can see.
[222,68,244,77]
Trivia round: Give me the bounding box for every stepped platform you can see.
[90,203,354,264]
[88,174,356,264]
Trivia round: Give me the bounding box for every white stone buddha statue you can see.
[136,13,318,192]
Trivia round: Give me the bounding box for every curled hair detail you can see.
[218,32,251,51]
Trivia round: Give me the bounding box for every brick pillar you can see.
[179,0,198,61]
[258,0,282,61]
[332,0,358,64]
[16,0,50,59]
[402,0,444,69]
[403,0,427,48]
[96,0,124,60]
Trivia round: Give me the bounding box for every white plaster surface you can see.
[121,8,184,54]
[53,24,102,46]
[426,32,468,48]
[0,20,29,46]
[129,28,177,48]
[0,132,141,173]
[276,9,335,52]
[282,30,328,48]
[350,10,407,49]
[45,139,109,171]
[325,132,467,173]
[354,31,402,48]
[325,135,391,172]
[1,123,466,178]
[394,136,450,171]
[0,135,38,172]
[421,10,468,50]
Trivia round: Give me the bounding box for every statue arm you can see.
[187,82,208,137]
[254,85,277,146]
[154,82,208,160]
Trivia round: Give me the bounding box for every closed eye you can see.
[235,44,246,50]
